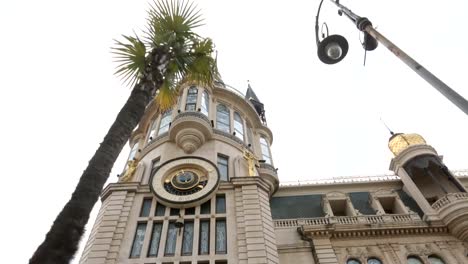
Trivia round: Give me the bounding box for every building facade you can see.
[79,81,468,264]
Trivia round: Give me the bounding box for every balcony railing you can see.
[432,192,468,211]
[274,214,419,228]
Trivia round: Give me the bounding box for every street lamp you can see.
[315,0,468,115]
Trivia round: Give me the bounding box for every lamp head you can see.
[317,34,349,64]
[175,215,184,229]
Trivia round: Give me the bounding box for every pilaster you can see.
[233,177,279,264]
[79,184,137,264]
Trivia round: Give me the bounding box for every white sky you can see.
[0,0,467,263]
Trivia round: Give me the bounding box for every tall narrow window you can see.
[201,90,209,116]
[128,142,139,161]
[140,198,152,217]
[147,222,163,257]
[125,142,140,170]
[260,136,272,164]
[216,104,230,132]
[233,112,244,141]
[199,220,210,255]
[147,119,158,142]
[200,201,211,214]
[217,155,229,181]
[215,219,227,254]
[216,195,226,214]
[164,222,177,256]
[155,203,166,216]
[185,86,198,111]
[158,110,172,135]
[130,223,147,258]
[181,221,194,255]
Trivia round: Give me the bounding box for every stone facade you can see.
[80,82,468,264]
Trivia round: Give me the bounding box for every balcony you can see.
[258,163,279,195]
[273,213,448,238]
[431,192,468,241]
[169,111,213,154]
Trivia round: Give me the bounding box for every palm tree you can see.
[30,1,219,263]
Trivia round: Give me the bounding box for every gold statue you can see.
[243,149,259,176]
[120,159,138,182]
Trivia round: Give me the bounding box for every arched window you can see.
[233,112,244,141]
[367,258,383,264]
[347,259,361,264]
[216,104,230,133]
[158,110,172,135]
[124,142,139,170]
[185,86,198,111]
[201,90,209,116]
[260,136,272,164]
[407,256,424,264]
[147,119,158,142]
[428,255,445,264]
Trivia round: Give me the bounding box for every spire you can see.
[244,81,266,124]
[245,81,261,103]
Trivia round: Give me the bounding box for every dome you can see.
[388,133,426,156]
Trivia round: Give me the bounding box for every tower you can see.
[79,81,280,263]
[389,133,468,240]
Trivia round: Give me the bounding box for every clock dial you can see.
[150,157,220,208]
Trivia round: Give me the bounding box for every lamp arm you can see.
[315,0,325,46]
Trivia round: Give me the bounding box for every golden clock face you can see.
[150,157,219,208]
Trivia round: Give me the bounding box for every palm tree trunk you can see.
[29,85,152,263]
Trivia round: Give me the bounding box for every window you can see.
[216,104,230,132]
[155,203,166,216]
[170,208,180,216]
[199,220,210,254]
[140,198,152,217]
[216,195,226,214]
[129,223,147,258]
[215,219,227,254]
[260,136,272,164]
[147,222,163,257]
[428,255,445,264]
[233,112,244,141]
[181,221,194,255]
[328,199,354,216]
[185,86,198,111]
[201,90,209,116]
[377,196,406,214]
[147,119,158,142]
[367,258,383,264]
[185,207,195,215]
[128,142,139,161]
[407,256,424,264]
[217,154,229,181]
[164,222,177,256]
[158,110,172,135]
[347,259,361,264]
[200,201,211,214]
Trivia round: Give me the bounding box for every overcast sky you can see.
[0,0,467,263]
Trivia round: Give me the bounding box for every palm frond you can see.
[155,77,180,111]
[112,35,147,87]
[146,0,203,46]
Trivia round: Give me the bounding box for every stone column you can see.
[232,177,279,264]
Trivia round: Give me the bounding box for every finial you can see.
[380,117,394,135]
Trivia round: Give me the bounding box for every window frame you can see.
[216,104,231,133]
[185,86,198,111]
[158,109,172,136]
[201,90,209,116]
[259,136,272,165]
[217,154,229,181]
[233,112,244,141]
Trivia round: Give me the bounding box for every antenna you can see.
[380,117,394,135]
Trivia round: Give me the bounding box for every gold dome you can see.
[388,133,426,156]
